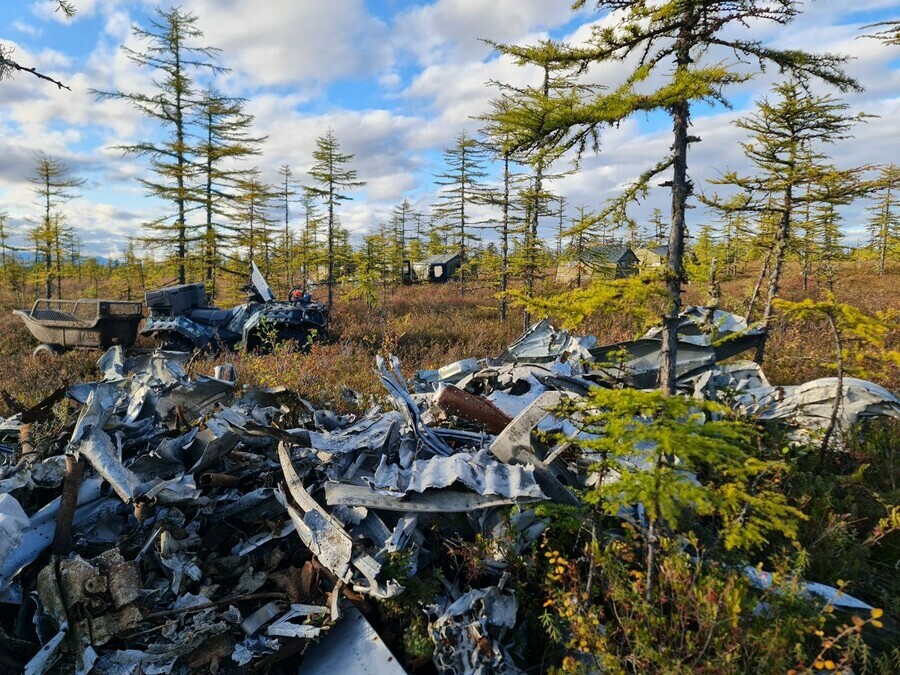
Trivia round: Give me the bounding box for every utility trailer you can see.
[13,298,143,356]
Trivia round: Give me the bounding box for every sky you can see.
[0,0,898,258]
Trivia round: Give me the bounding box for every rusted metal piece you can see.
[435,383,512,434]
[51,455,83,555]
[199,472,239,488]
[18,424,35,455]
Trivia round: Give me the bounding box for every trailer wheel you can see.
[33,343,64,358]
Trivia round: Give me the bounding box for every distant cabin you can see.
[411,253,463,283]
[557,244,639,284]
[634,244,669,268]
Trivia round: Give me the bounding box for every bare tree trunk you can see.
[819,313,843,462]
[327,181,334,309]
[755,185,793,365]
[879,181,891,275]
[660,96,691,394]
[745,249,771,323]
[500,151,510,322]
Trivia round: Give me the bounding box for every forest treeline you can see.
[0,7,897,335]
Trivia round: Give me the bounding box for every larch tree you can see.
[231,170,276,274]
[298,189,323,291]
[27,151,84,298]
[862,20,900,47]
[488,0,859,394]
[563,205,604,288]
[307,129,365,309]
[276,165,300,290]
[481,97,528,321]
[484,49,581,326]
[193,87,264,298]
[390,198,415,283]
[407,208,428,264]
[554,196,567,257]
[93,6,225,285]
[432,130,489,294]
[702,79,866,363]
[866,164,900,275]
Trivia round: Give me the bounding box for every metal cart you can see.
[13,298,143,356]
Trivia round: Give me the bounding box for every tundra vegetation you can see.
[1,1,899,673]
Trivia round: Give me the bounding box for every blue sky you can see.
[1,0,898,257]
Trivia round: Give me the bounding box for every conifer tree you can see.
[648,208,666,245]
[193,88,264,297]
[562,205,603,287]
[0,212,11,289]
[554,196,567,258]
[407,209,428,264]
[27,152,84,298]
[231,171,276,273]
[432,131,489,293]
[390,198,414,283]
[481,97,528,321]
[298,189,323,290]
[703,79,866,363]
[307,129,365,308]
[94,7,225,285]
[866,164,900,275]
[488,0,859,393]
[276,165,300,289]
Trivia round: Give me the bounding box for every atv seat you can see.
[189,308,234,327]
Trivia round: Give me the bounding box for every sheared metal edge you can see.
[70,386,123,446]
[24,625,67,675]
[0,477,105,592]
[76,427,143,503]
[232,520,296,556]
[376,355,454,457]
[370,451,545,499]
[240,601,282,635]
[299,606,407,675]
[97,346,125,382]
[265,604,329,638]
[276,444,401,598]
[743,566,873,611]
[0,494,30,575]
[277,444,352,579]
[305,412,403,455]
[186,428,241,475]
[490,391,581,506]
[324,482,541,513]
[752,377,900,429]
[77,646,98,675]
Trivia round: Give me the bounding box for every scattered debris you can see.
[0,306,894,673]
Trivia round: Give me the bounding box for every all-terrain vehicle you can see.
[141,263,328,353]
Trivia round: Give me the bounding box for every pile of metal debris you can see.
[0,307,897,674]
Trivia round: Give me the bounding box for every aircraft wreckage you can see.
[0,308,897,673]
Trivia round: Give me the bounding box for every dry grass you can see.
[0,261,898,417]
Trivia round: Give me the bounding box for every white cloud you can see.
[4,0,899,255]
[393,0,587,66]
[12,20,42,38]
[185,0,392,87]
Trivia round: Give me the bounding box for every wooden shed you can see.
[634,244,669,268]
[556,244,639,284]
[411,253,463,283]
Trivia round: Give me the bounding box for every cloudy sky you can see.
[1,0,898,257]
